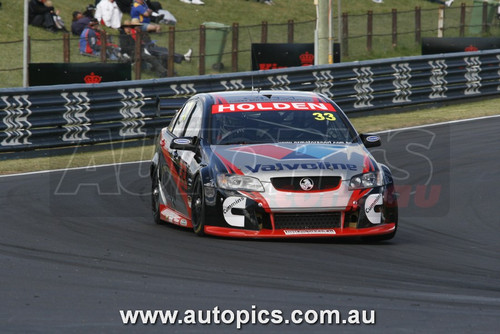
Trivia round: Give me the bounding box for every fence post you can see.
[199,24,206,75]
[482,2,488,34]
[28,36,31,63]
[168,26,175,77]
[459,2,466,37]
[342,12,348,57]
[392,8,397,48]
[438,5,445,38]
[367,10,373,52]
[232,22,239,72]
[134,28,142,80]
[100,30,107,63]
[261,21,268,43]
[415,6,421,43]
[288,19,294,43]
[63,33,70,63]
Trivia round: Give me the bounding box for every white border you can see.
[1,114,500,179]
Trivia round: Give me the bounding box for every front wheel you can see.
[151,168,164,225]
[191,178,206,236]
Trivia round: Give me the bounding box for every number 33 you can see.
[313,112,336,121]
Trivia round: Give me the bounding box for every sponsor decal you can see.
[364,193,383,224]
[211,102,335,114]
[284,229,336,235]
[245,162,357,173]
[222,197,247,227]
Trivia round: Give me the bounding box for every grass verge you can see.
[1,96,499,176]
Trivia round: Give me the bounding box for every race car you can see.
[150,90,398,240]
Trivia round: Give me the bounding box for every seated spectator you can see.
[83,4,96,19]
[28,0,62,32]
[119,20,192,76]
[71,11,91,36]
[95,0,123,29]
[80,18,122,60]
[130,0,161,33]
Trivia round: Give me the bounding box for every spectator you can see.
[83,4,96,19]
[71,11,91,36]
[95,0,123,29]
[80,18,122,60]
[145,0,166,23]
[130,0,161,33]
[119,20,192,76]
[28,0,61,32]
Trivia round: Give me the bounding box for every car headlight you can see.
[349,171,383,190]
[217,174,264,192]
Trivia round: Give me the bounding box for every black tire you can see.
[151,168,164,225]
[191,178,206,236]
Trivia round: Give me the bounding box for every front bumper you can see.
[204,223,396,238]
[202,184,398,238]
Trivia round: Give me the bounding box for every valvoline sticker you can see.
[211,102,336,113]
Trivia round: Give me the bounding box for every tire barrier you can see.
[1,49,500,153]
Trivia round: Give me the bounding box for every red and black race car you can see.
[150,90,398,239]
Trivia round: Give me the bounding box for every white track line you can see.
[373,114,500,134]
[1,114,500,178]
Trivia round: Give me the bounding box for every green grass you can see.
[1,0,495,87]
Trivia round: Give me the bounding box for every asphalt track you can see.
[1,117,499,333]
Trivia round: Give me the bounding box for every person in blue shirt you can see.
[130,0,161,33]
[71,11,91,36]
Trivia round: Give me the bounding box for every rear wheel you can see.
[151,168,164,225]
[191,178,206,236]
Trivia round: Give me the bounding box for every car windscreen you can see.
[209,102,356,145]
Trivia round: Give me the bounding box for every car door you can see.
[176,101,204,211]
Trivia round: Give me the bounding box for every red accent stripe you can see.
[213,151,244,175]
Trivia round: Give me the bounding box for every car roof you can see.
[204,90,333,104]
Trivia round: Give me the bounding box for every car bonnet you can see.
[211,142,378,182]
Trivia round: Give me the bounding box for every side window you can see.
[171,100,196,137]
[183,102,203,138]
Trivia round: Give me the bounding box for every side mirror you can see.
[170,136,198,151]
[360,134,381,148]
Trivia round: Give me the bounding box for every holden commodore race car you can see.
[150,90,398,240]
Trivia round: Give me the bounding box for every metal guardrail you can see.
[1,49,500,153]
